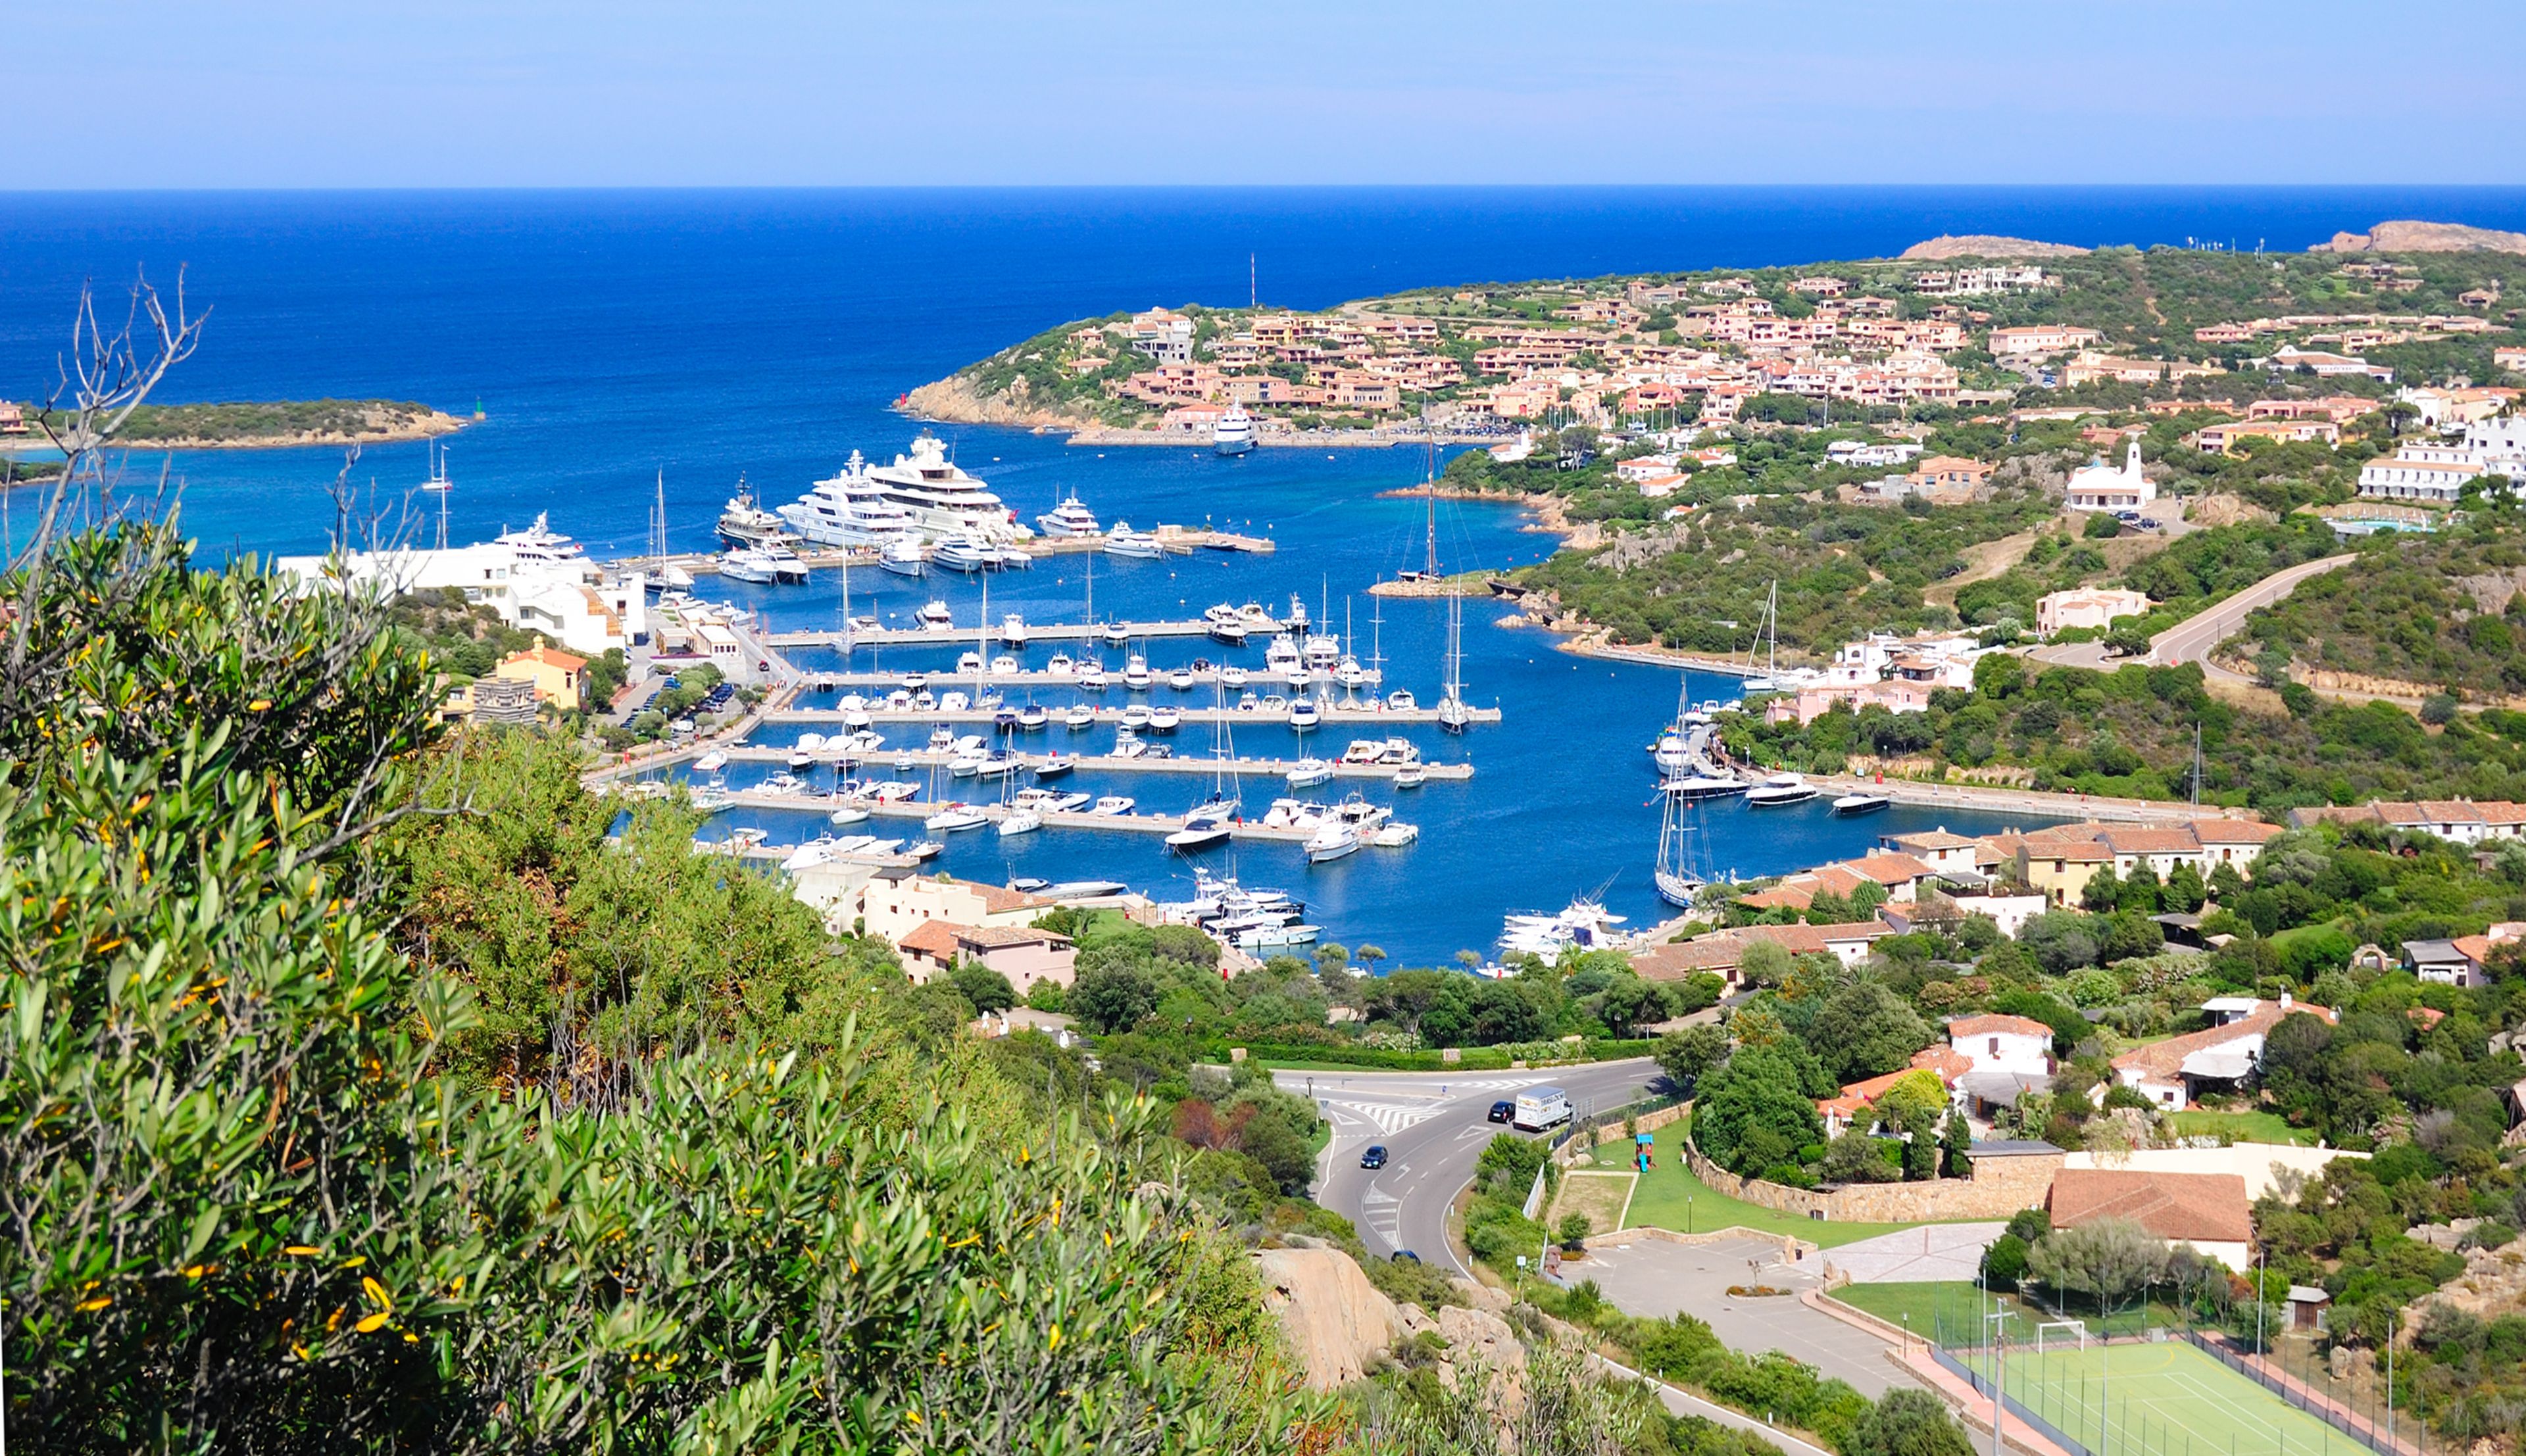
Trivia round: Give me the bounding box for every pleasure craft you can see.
[1258,694,1284,713]
[1334,656,1367,689]
[1283,594,1310,631]
[868,780,923,802]
[1104,523,1164,559]
[1001,614,1028,646]
[905,840,945,861]
[956,650,984,675]
[1237,600,1277,629]
[494,513,589,566]
[1831,792,1893,815]
[991,654,1020,675]
[1091,795,1137,817]
[1302,632,1341,671]
[1497,899,1627,965]
[1042,880,1127,900]
[761,771,808,796]
[1062,705,1095,730]
[1341,739,1387,764]
[931,536,995,573]
[879,537,928,577]
[1304,821,1362,865]
[758,541,810,583]
[1746,772,1821,807]
[1043,652,1076,677]
[1212,402,1256,456]
[1079,665,1110,690]
[1016,704,1049,731]
[998,808,1043,837]
[1102,622,1131,648]
[1287,700,1321,731]
[867,432,1023,543]
[993,707,1019,731]
[996,548,1033,569]
[1285,758,1334,789]
[1111,730,1147,759]
[916,599,955,628]
[1385,689,1417,711]
[1166,823,1231,852]
[1208,619,1249,646]
[1370,822,1420,847]
[693,748,730,773]
[948,751,987,778]
[1147,706,1181,734]
[1237,923,1322,952]
[928,725,957,750]
[718,548,778,585]
[717,476,788,548]
[778,451,920,546]
[1123,656,1154,691]
[926,806,989,833]
[1264,634,1302,673]
[829,804,871,827]
[1167,667,1197,691]
[1662,774,1748,800]
[1037,495,1101,537]
[1121,704,1153,730]
[1032,754,1077,780]
[1220,666,1250,689]
[1392,763,1427,789]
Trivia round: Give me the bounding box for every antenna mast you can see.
[1249,252,1256,309]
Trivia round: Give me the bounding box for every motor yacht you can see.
[828,804,870,826]
[1287,700,1321,731]
[1036,495,1101,537]
[1079,665,1110,690]
[493,512,589,566]
[1146,706,1181,734]
[956,650,983,675]
[926,806,989,833]
[1091,795,1136,817]
[1746,772,1821,807]
[1001,614,1028,646]
[1212,402,1256,456]
[1104,523,1164,559]
[1264,634,1302,673]
[931,536,995,573]
[693,748,730,773]
[1044,652,1076,677]
[1497,898,1627,965]
[1166,823,1231,852]
[718,548,778,585]
[1285,758,1334,789]
[1831,792,1893,815]
[716,476,788,548]
[1220,666,1250,689]
[1304,821,1361,865]
[1033,752,1076,779]
[1386,689,1417,711]
[1167,667,1197,691]
[905,840,945,861]
[1123,655,1154,691]
[1062,705,1095,730]
[990,654,1020,675]
[1102,622,1131,648]
[1111,729,1147,759]
[1370,822,1420,847]
[1392,763,1426,789]
[866,432,1023,543]
[916,599,955,628]
[1662,774,1748,800]
[1016,704,1049,731]
[778,450,920,546]
[879,537,928,577]
[761,771,808,796]
[997,808,1043,837]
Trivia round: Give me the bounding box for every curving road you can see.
[2148,552,2356,677]
[1278,1059,1666,1277]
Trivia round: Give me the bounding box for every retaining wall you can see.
[1685,1142,2062,1222]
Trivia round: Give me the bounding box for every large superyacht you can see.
[866,431,1026,543]
[778,450,919,546]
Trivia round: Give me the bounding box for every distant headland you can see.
[1,397,470,451]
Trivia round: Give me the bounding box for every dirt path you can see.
[1925,525,2046,610]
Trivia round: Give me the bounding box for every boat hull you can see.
[1746,787,1820,807]
[1831,795,1892,815]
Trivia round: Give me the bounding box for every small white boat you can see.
[1393,763,1427,789]
[1386,689,1417,711]
[1304,821,1362,864]
[932,537,995,573]
[1147,706,1181,734]
[1104,523,1164,559]
[1746,772,1820,807]
[830,804,870,825]
[1001,614,1028,646]
[906,839,945,861]
[718,548,778,585]
[998,809,1043,837]
[1220,666,1250,689]
[1239,923,1322,952]
[879,538,928,577]
[693,748,730,773]
[1166,824,1231,852]
[991,654,1020,675]
[1285,758,1334,789]
[1102,622,1131,648]
[1112,731,1147,759]
[1370,822,1420,847]
[1663,775,1748,800]
[1032,752,1076,779]
[1288,700,1321,731]
[926,806,989,833]
[956,650,983,674]
[1091,795,1136,817]
[1079,666,1110,691]
[1016,704,1049,731]
[1123,655,1154,691]
[1063,705,1095,729]
[918,599,954,628]
[1045,653,1076,677]
[1831,792,1893,815]
[1167,668,1197,691]
[1121,704,1152,729]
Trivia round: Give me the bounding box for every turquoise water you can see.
[14,187,2517,960]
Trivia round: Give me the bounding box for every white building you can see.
[2358,416,2526,502]
[2064,439,2155,512]
[273,541,648,658]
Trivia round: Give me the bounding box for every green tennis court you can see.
[1958,1338,2373,1456]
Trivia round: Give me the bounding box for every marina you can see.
[765,616,1289,649]
[685,790,1394,845]
[661,744,1472,781]
[762,703,1496,727]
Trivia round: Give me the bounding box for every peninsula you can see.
[3,397,470,450]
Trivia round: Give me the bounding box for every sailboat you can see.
[1437,592,1472,733]
[1741,579,1783,692]
[1654,791,1710,910]
[420,440,453,493]
[1166,687,1240,854]
[647,470,693,590]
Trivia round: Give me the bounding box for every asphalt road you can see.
[1277,1059,1666,1277]
[2148,552,2356,676]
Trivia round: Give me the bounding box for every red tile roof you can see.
[1946,1014,2053,1040]
[2048,1169,2252,1245]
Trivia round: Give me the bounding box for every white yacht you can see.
[758,541,810,583]
[1264,634,1302,673]
[878,537,928,577]
[1285,758,1334,789]
[1287,700,1321,731]
[1091,795,1137,816]
[1104,523,1163,559]
[493,513,587,565]
[1304,821,1361,865]
[916,599,955,628]
[997,808,1043,837]
[1831,792,1893,816]
[779,451,921,546]
[718,548,778,585]
[867,432,1024,543]
[1498,899,1626,965]
[717,477,788,548]
[1000,614,1028,646]
[926,806,989,833]
[1746,772,1820,807]
[1037,495,1102,537]
[1212,402,1256,456]
[931,536,995,573]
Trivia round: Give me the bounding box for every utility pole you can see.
[1249,253,1257,310]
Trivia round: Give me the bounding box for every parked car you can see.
[1488,1100,1516,1124]
[1360,1144,1389,1170]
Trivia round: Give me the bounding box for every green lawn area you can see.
[2162,1110,2317,1146]
[1960,1337,2344,1456]
[1833,1282,2033,1344]
[1612,1121,1943,1249]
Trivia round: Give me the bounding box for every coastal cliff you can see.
[901,375,1101,432]
[2314,219,2526,255]
[1898,233,2091,260]
[25,398,475,450]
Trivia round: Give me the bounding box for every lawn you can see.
[1833,1281,2030,1344]
[2162,1110,2317,1146]
[1548,1171,1636,1241]
[1615,1121,1944,1249]
[1961,1338,2347,1456]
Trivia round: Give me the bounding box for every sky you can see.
[17,0,2526,187]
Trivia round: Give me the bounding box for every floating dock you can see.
[763,704,1495,727]
[781,667,1385,691]
[705,746,1471,781]
[622,524,1274,581]
[702,789,1395,844]
[766,616,1286,650]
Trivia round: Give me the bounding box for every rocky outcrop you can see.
[1253,1246,1408,1391]
[1402,1301,1529,1402]
[899,375,1101,432]
[1899,235,2090,261]
[2313,220,2526,255]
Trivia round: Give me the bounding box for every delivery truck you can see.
[1511,1086,1570,1132]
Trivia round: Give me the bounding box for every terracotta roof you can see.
[898,920,962,959]
[2031,839,2114,863]
[1736,885,1816,911]
[2109,1000,2335,1082]
[2417,801,2489,825]
[2187,819,2285,844]
[1947,1013,2053,1040]
[2102,828,2206,856]
[505,642,588,671]
[953,878,1056,915]
[900,918,1070,960]
[1630,938,1747,980]
[2477,802,2526,825]
[1889,829,1983,852]
[2048,1168,2252,1245]
[1844,852,1937,885]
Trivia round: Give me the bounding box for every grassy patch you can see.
[1547,1171,1635,1240]
[1620,1122,1939,1248]
[1832,1281,2032,1344]
[2163,1110,2317,1146]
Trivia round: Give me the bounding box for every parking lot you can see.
[1563,1235,1914,1395]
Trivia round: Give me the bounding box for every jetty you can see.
[621,523,1273,581]
[699,789,1386,844]
[708,746,1470,781]
[780,667,1389,691]
[764,703,1492,727]
[767,616,1281,650]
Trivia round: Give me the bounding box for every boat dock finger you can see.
[707,746,1472,781]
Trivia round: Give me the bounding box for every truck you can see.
[1511,1086,1570,1132]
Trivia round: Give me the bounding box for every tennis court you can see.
[1958,1338,2371,1456]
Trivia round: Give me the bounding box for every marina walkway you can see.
[767,617,1277,649]
[708,746,1470,781]
[708,790,1375,844]
[764,704,1497,727]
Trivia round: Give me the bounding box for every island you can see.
[924,220,2526,811]
[1,396,470,450]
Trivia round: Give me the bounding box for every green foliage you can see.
[1842,1388,1977,1456]
[34,397,454,443]
[1693,1044,1826,1178]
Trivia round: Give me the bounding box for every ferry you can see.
[1104,523,1164,559]
[493,513,587,565]
[1212,403,1256,456]
[778,451,920,546]
[1037,495,1102,538]
[866,432,1025,543]
[878,537,928,577]
[718,476,789,548]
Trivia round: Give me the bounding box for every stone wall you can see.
[1684,1141,2061,1223]
[1561,1102,1690,1167]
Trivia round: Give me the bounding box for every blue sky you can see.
[22,0,2525,186]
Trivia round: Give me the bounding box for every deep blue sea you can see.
[9,186,2525,962]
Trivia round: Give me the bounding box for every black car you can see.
[1391,1250,1421,1264]
[1360,1144,1389,1169]
[1488,1100,1516,1124]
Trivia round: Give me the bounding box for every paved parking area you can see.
[1565,1236,1912,1395]
[1819,1223,2006,1284]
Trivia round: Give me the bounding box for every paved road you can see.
[1279,1059,1665,1277]
[2148,552,2356,676]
